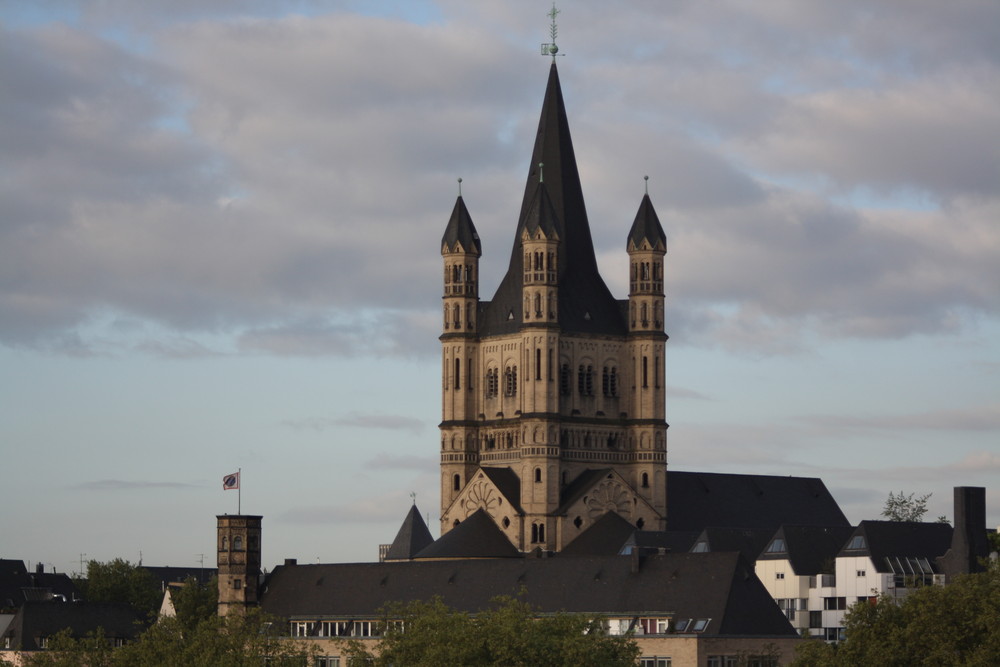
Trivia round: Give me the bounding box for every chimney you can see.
[35,563,44,575]
[938,486,988,581]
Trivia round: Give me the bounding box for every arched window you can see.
[559,364,571,396]
[534,467,542,483]
[453,304,461,328]
[233,536,244,551]
[538,524,545,542]
[610,367,618,397]
[602,367,610,396]
[641,303,648,326]
[577,365,586,395]
[221,536,228,551]
[642,356,648,388]
[453,474,461,491]
[504,366,517,397]
[485,369,499,398]
[531,524,538,543]
[535,348,542,380]
[454,358,461,391]
[534,293,542,317]
[642,472,649,489]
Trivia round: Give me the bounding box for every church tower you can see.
[439,62,669,551]
[216,514,262,616]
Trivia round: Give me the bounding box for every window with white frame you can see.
[639,658,671,667]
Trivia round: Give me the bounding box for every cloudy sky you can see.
[2,1,998,572]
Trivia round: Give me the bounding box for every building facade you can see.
[439,62,669,551]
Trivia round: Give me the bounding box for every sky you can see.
[1,0,998,574]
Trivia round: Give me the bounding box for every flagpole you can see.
[238,467,242,515]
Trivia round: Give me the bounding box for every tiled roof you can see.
[415,509,520,560]
[560,511,637,556]
[259,552,796,638]
[758,525,855,576]
[666,471,849,532]
[481,467,523,514]
[2,601,147,651]
[385,505,435,561]
[690,527,775,563]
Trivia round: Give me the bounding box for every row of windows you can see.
[559,365,620,397]
[484,366,518,398]
[444,264,475,284]
[219,535,257,551]
[629,301,664,328]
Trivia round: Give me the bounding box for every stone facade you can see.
[216,514,262,615]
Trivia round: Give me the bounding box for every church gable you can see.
[559,469,659,538]
[442,467,523,547]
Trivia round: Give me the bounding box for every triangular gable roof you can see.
[560,511,637,556]
[385,505,435,561]
[415,509,520,560]
[627,193,666,251]
[758,525,855,576]
[480,467,523,514]
[690,527,774,563]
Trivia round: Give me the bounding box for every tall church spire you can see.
[480,63,625,336]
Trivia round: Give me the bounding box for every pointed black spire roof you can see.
[414,509,520,559]
[521,180,560,240]
[441,195,481,255]
[385,505,435,561]
[480,63,626,336]
[627,193,667,251]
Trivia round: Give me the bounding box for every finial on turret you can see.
[644,175,649,195]
[538,162,544,183]
[410,491,417,505]
[458,177,463,196]
[540,3,564,60]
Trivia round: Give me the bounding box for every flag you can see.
[223,472,240,490]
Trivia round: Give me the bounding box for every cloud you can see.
[665,386,712,401]
[362,453,436,473]
[797,404,1000,434]
[282,412,426,435]
[73,479,198,491]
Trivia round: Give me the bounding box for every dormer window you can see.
[846,535,866,550]
[765,538,787,554]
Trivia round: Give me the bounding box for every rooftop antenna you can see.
[541,3,564,60]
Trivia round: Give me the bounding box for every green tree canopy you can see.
[75,559,161,619]
[169,576,218,634]
[790,563,1000,666]
[342,595,639,667]
[881,490,931,522]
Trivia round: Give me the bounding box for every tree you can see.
[342,595,639,667]
[22,608,316,667]
[790,564,1000,666]
[169,576,218,634]
[881,491,931,522]
[75,559,161,619]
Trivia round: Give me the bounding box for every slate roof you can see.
[0,562,79,611]
[384,505,435,561]
[757,525,856,576]
[480,63,626,337]
[556,468,616,515]
[414,509,520,560]
[441,195,481,255]
[627,193,667,250]
[1,601,148,651]
[689,527,775,564]
[259,552,796,638]
[666,471,849,532]
[560,511,637,556]
[840,521,954,573]
[481,467,523,514]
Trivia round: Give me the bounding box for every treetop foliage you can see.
[342,595,640,667]
[881,490,931,522]
[74,559,161,620]
[790,563,1000,666]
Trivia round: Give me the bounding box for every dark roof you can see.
[627,193,667,251]
[522,180,560,240]
[385,505,435,561]
[441,195,481,255]
[690,527,774,563]
[481,467,523,514]
[480,63,626,337]
[841,521,954,573]
[141,566,217,587]
[415,509,520,560]
[260,552,795,637]
[625,530,701,554]
[666,471,849,532]
[0,563,79,611]
[758,525,856,576]
[560,511,637,556]
[556,468,616,514]
[2,601,148,651]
